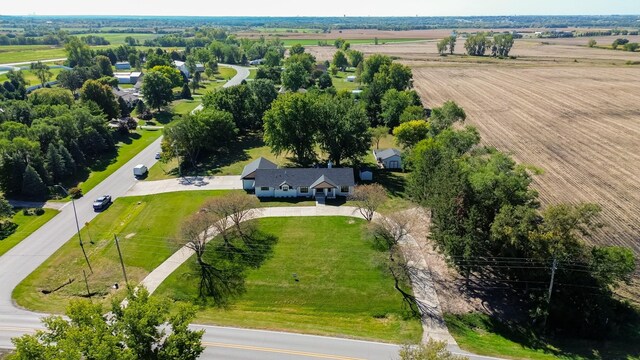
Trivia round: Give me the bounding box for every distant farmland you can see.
[413,65,640,255]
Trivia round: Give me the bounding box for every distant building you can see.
[373,148,402,169]
[114,71,142,84]
[249,59,264,66]
[173,60,204,78]
[241,157,355,199]
[115,61,131,70]
[346,75,357,82]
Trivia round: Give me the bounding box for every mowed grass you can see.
[281,38,423,46]
[445,313,640,360]
[332,70,360,92]
[77,129,162,194]
[0,68,63,85]
[0,46,67,63]
[13,190,232,313]
[0,209,59,257]
[156,216,423,343]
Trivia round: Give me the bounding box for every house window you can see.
[300,187,309,193]
[282,185,289,191]
[260,187,269,191]
[340,186,350,193]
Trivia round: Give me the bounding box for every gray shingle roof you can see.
[241,157,278,179]
[373,148,401,160]
[309,175,337,189]
[254,168,354,188]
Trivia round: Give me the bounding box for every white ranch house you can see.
[241,158,355,199]
[173,60,205,78]
[373,148,402,169]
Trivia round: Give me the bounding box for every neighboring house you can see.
[346,75,356,82]
[240,157,278,190]
[373,148,402,169]
[114,71,142,84]
[115,62,131,70]
[173,60,204,78]
[241,157,355,199]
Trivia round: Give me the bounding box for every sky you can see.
[0,0,638,17]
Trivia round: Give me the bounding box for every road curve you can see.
[191,63,249,114]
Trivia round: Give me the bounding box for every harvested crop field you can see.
[413,66,640,256]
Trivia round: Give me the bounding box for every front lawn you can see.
[0,209,59,257]
[155,216,423,343]
[76,128,162,194]
[13,190,232,313]
[331,70,360,92]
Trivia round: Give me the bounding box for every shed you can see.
[115,62,131,70]
[373,148,402,169]
[359,167,373,181]
[346,75,356,82]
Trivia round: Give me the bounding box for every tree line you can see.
[402,103,637,338]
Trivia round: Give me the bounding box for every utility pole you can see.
[57,184,93,274]
[82,269,91,298]
[114,234,129,287]
[542,257,558,331]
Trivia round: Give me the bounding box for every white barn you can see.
[373,148,402,169]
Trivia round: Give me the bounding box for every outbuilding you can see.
[373,148,402,169]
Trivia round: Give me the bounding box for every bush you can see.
[34,208,45,216]
[68,187,82,199]
[22,208,32,216]
[139,111,153,120]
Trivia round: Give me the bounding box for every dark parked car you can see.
[93,195,112,211]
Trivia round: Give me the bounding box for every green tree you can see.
[191,71,201,94]
[263,48,283,67]
[56,69,84,94]
[400,105,425,123]
[360,54,392,84]
[624,42,639,52]
[151,65,183,87]
[492,33,515,57]
[587,39,597,48]
[29,88,74,107]
[464,33,490,56]
[141,70,174,111]
[437,39,448,55]
[29,61,53,86]
[45,143,65,183]
[316,95,371,166]
[332,50,349,71]
[347,50,364,67]
[317,72,333,89]
[80,80,120,120]
[447,35,457,54]
[381,89,421,128]
[429,101,467,135]
[281,61,309,91]
[263,92,319,166]
[21,164,47,199]
[393,120,431,149]
[64,37,93,67]
[95,55,114,77]
[10,287,204,360]
[289,43,305,55]
[180,83,192,99]
[370,126,389,149]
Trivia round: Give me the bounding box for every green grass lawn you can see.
[13,190,233,313]
[0,68,62,85]
[76,129,162,194]
[445,313,640,360]
[0,209,59,257]
[156,216,422,343]
[146,133,288,180]
[331,70,360,92]
[0,46,67,63]
[171,99,200,115]
[248,68,257,80]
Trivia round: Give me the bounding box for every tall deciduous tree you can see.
[64,37,93,67]
[141,70,174,111]
[80,80,120,120]
[492,33,515,57]
[95,55,114,77]
[281,61,309,91]
[332,50,349,71]
[11,287,204,360]
[347,50,364,68]
[29,61,53,86]
[263,92,319,166]
[393,120,431,149]
[349,184,388,222]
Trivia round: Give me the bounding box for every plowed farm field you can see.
[413,66,640,255]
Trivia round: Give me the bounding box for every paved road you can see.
[192,63,249,114]
[0,58,67,68]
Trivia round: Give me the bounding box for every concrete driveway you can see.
[125,176,242,197]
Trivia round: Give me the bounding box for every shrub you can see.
[22,208,32,216]
[68,187,83,199]
[34,208,45,216]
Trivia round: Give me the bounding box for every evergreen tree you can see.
[58,143,76,176]
[181,83,192,99]
[21,165,47,199]
[45,143,65,183]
